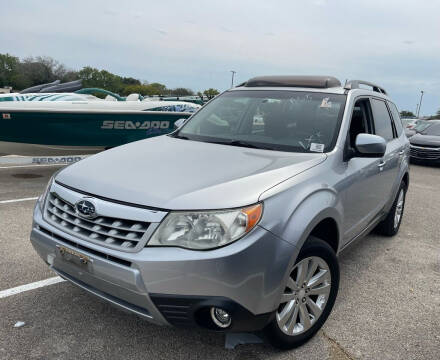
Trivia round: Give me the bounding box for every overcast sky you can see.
[2,0,439,114]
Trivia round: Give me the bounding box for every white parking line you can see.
[0,164,65,169]
[0,276,65,299]
[0,197,39,204]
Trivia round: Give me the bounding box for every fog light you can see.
[210,307,232,328]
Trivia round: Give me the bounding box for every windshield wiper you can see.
[171,133,190,140]
[172,135,275,150]
[209,139,275,150]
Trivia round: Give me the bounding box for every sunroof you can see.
[244,75,341,89]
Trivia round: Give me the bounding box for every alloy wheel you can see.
[276,256,331,336]
[394,189,405,229]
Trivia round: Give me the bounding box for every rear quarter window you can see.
[371,98,394,141]
[388,102,403,136]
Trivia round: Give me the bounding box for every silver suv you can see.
[31,75,409,349]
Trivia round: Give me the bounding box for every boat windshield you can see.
[176,90,346,153]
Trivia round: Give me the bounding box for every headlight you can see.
[39,176,54,212]
[147,203,263,250]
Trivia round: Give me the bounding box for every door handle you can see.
[378,160,386,168]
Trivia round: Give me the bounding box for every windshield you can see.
[402,119,416,127]
[176,90,346,153]
[421,122,440,136]
[413,120,430,132]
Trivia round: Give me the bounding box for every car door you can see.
[370,98,400,209]
[340,97,385,244]
[388,101,409,177]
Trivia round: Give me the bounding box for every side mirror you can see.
[174,118,187,130]
[355,133,386,157]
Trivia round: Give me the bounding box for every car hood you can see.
[409,133,440,147]
[56,136,326,210]
[405,129,416,138]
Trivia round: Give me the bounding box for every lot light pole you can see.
[230,70,236,88]
[417,91,424,118]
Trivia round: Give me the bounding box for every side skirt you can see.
[338,211,386,255]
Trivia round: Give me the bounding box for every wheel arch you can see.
[276,189,343,254]
[402,171,409,190]
[265,189,342,315]
[308,218,339,254]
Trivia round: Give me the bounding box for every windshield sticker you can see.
[310,143,325,152]
[320,98,332,108]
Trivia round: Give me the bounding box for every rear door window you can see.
[371,98,394,141]
[388,102,403,136]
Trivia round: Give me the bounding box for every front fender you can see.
[258,187,343,311]
[259,187,343,252]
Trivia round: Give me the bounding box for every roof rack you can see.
[242,75,342,89]
[344,80,387,95]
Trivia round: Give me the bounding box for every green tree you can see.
[429,109,440,120]
[148,82,167,95]
[121,84,148,96]
[121,77,141,86]
[13,56,79,90]
[0,52,202,96]
[168,87,194,96]
[78,66,124,93]
[0,53,22,89]
[20,56,60,85]
[203,88,220,99]
[400,110,415,118]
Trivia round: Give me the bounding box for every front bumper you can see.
[31,203,298,331]
[410,145,440,163]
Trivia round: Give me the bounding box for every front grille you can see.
[410,143,440,149]
[410,146,440,160]
[46,193,150,250]
[37,225,132,267]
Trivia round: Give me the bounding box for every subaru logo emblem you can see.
[75,199,96,219]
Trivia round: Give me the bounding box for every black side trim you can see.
[150,294,274,332]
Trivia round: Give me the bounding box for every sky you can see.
[2,0,440,115]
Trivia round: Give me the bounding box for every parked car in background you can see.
[31,75,409,350]
[409,120,440,163]
[402,118,419,137]
[405,119,431,138]
[402,118,418,129]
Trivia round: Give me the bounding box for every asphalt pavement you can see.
[0,162,439,359]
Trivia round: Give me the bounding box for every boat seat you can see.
[126,93,141,101]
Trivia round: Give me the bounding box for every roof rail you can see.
[344,80,387,95]
[242,75,341,89]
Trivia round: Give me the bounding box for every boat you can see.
[0,82,201,156]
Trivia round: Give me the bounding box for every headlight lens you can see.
[148,203,263,250]
[39,176,54,212]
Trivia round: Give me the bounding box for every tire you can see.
[376,182,407,236]
[264,236,339,350]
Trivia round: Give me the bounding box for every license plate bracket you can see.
[57,245,91,267]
